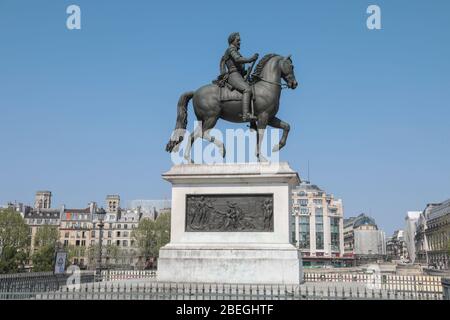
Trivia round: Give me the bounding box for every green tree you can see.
[154,212,170,254]
[66,245,86,266]
[31,245,56,272]
[34,225,59,247]
[132,212,171,264]
[31,225,60,272]
[0,208,30,273]
[86,243,121,269]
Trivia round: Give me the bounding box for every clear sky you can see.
[1,0,449,235]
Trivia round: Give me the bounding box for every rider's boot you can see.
[242,92,257,122]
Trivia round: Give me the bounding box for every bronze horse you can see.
[166,54,298,162]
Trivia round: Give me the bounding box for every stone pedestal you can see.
[158,162,303,285]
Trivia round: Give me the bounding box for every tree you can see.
[66,245,86,267]
[132,212,171,266]
[154,212,170,254]
[32,245,56,272]
[0,208,30,273]
[31,225,60,272]
[34,225,59,248]
[86,243,121,269]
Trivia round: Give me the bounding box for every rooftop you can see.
[344,213,378,229]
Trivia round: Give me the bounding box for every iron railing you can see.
[0,281,444,300]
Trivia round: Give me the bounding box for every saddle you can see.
[212,75,256,102]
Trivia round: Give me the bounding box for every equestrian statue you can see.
[165,32,299,162]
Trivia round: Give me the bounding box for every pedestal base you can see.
[159,163,303,285]
[158,243,303,285]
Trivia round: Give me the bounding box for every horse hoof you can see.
[258,155,269,163]
[272,144,281,152]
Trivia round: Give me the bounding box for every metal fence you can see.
[304,273,443,294]
[101,270,157,282]
[0,270,445,300]
[0,281,444,300]
[0,271,95,300]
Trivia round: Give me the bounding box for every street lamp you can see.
[96,207,106,281]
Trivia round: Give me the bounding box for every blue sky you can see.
[1,0,449,235]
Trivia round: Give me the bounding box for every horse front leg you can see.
[268,117,291,152]
[256,115,269,162]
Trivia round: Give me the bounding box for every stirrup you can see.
[242,113,257,122]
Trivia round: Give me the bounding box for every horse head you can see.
[280,55,298,89]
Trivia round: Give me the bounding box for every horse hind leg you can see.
[184,124,202,163]
[202,117,225,159]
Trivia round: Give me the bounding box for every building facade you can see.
[59,203,97,268]
[23,191,171,270]
[386,230,408,262]
[414,203,440,265]
[425,199,450,270]
[291,181,346,267]
[24,192,61,255]
[404,211,421,263]
[343,213,386,265]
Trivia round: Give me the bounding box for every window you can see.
[316,232,324,250]
[299,199,308,206]
[64,240,69,246]
[299,216,310,249]
[90,240,95,245]
[81,240,86,246]
[124,224,128,229]
[116,240,120,246]
[315,208,323,215]
[316,214,324,250]
[123,240,128,247]
[300,208,309,215]
[107,240,111,245]
[117,231,121,237]
[123,231,129,237]
[108,231,112,238]
[91,230,95,238]
[75,240,80,246]
[313,199,322,205]
[131,240,135,246]
[65,232,70,238]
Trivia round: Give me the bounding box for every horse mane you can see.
[251,53,280,83]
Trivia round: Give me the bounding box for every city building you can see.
[34,191,52,210]
[291,181,346,267]
[24,192,61,255]
[59,202,97,268]
[414,203,440,265]
[425,198,450,270]
[108,199,140,268]
[386,230,408,262]
[343,213,386,265]
[404,211,421,263]
[128,199,171,220]
[20,191,172,270]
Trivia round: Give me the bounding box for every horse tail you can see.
[165,91,195,152]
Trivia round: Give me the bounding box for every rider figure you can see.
[220,32,259,122]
